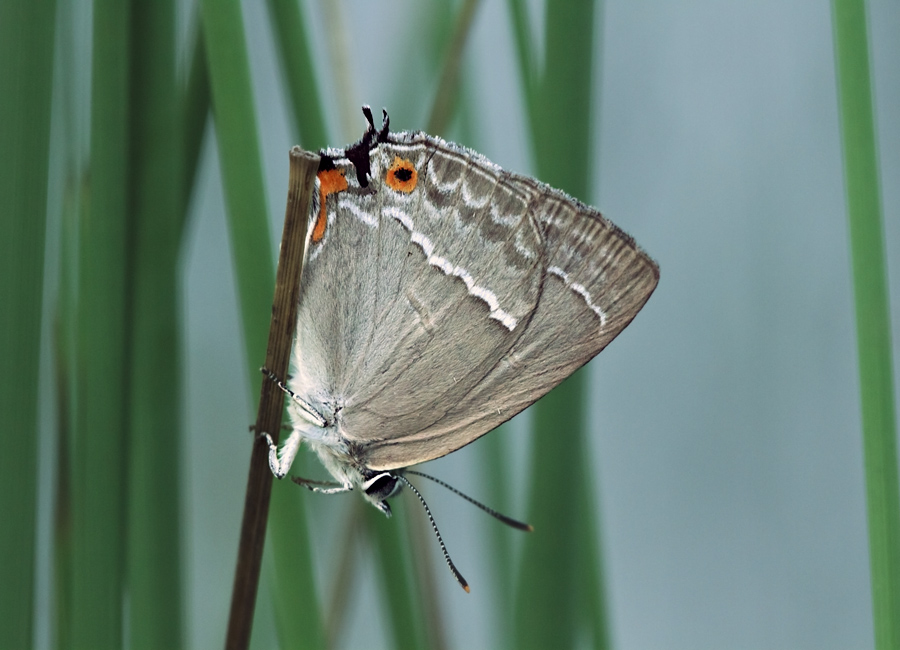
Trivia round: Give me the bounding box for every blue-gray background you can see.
[37,1,900,648]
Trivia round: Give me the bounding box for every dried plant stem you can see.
[225,148,319,650]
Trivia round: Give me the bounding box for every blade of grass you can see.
[504,0,537,130]
[515,372,589,649]
[386,2,453,131]
[200,0,274,384]
[266,480,327,650]
[404,493,448,650]
[479,428,516,609]
[325,501,364,647]
[425,0,482,136]
[182,19,211,229]
[513,1,611,648]
[318,0,357,140]
[265,0,328,150]
[0,1,56,646]
[575,460,611,649]
[70,0,132,646]
[368,506,429,650]
[831,2,900,648]
[53,4,89,645]
[126,1,184,647]
[53,173,89,650]
[530,1,595,187]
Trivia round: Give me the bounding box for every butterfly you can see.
[264,107,658,590]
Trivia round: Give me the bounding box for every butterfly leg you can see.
[291,476,353,495]
[262,428,302,479]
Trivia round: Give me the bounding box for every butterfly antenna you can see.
[260,366,327,427]
[261,366,292,396]
[396,475,470,593]
[405,470,533,532]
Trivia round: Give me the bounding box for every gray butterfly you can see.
[265,107,658,586]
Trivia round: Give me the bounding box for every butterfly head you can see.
[360,470,403,517]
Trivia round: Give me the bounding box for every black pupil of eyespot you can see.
[393,167,413,182]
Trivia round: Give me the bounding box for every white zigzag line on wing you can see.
[385,206,518,331]
[338,197,378,227]
[426,169,461,193]
[548,265,607,326]
[514,230,537,260]
[461,175,492,209]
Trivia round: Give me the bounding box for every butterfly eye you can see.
[385,156,418,193]
[363,472,401,500]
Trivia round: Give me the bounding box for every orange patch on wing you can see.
[313,169,348,242]
[385,156,418,193]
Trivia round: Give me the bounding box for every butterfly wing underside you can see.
[289,131,658,472]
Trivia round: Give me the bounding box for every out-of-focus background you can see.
[4,1,899,649]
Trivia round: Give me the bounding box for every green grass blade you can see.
[504,0,537,129]
[53,172,89,650]
[324,502,363,646]
[265,0,328,150]
[126,1,184,647]
[0,1,56,646]
[515,372,591,649]
[200,0,274,383]
[266,482,326,650]
[368,507,429,650]
[201,4,324,648]
[70,0,132,646]
[831,2,900,647]
[576,467,611,649]
[514,1,611,648]
[53,6,88,646]
[531,2,595,189]
[53,180,81,650]
[404,504,449,650]
[182,19,211,227]
[425,0,482,136]
[478,429,515,602]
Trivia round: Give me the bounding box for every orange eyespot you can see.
[386,156,418,193]
[313,169,348,242]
